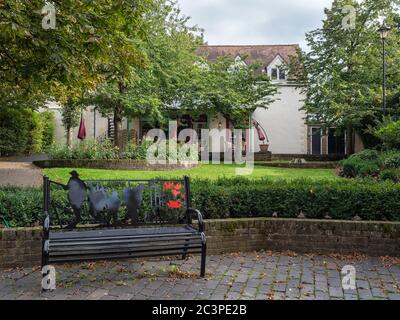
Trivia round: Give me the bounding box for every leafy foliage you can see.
[3,178,400,227]
[374,119,400,149]
[290,0,400,149]
[47,139,199,161]
[0,108,55,156]
[339,149,400,181]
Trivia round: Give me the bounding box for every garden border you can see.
[33,160,199,171]
[255,162,339,169]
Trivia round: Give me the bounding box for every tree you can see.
[177,56,277,128]
[90,0,204,147]
[0,0,153,106]
[291,0,400,153]
[60,98,83,147]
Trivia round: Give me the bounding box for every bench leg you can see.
[200,242,207,277]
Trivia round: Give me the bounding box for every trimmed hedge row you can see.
[191,178,400,221]
[1,178,400,227]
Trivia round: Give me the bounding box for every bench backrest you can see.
[43,172,192,229]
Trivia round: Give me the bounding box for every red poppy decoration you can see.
[167,200,183,209]
[163,181,185,209]
[171,189,180,197]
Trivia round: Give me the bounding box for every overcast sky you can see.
[178,0,333,50]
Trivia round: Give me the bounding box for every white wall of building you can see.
[46,101,109,145]
[252,84,307,154]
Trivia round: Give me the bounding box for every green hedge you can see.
[0,108,55,156]
[1,178,400,227]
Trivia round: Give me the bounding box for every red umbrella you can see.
[77,114,86,140]
[252,119,269,143]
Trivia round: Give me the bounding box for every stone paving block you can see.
[328,286,344,298]
[315,290,330,300]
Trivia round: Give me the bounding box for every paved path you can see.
[0,162,42,187]
[1,251,399,300]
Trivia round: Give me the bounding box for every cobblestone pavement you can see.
[1,251,399,300]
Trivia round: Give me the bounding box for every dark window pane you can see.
[279,69,286,80]
[311,128,321,155]
[271,68,278,80]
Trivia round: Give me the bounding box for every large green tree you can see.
[0,0,152,107]
[177,56,277,128]
[90,0,203,147]
[291,0,400,153]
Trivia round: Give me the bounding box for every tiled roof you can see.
[197,44,300,67]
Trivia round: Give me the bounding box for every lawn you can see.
[44,164,338,183]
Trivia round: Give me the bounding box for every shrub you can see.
[40,111,56,149]
[381,151,400,169]
[48,139,119,160]
[0,107,30,156]
[339,149,400,180]
[48,139,199,161]
[2,178,400,227]
[374,120,400,150]
[339,150,381,178]
[0,108,56,156]
[380,169,400,182]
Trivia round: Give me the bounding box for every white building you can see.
[50,44,359,158]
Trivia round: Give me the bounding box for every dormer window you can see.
[267,55,287,81]
[270,67,286,81]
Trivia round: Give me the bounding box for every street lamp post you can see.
[378,22,391,116]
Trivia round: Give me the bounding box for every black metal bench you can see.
[41,172,206,278]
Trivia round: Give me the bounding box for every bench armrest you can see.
[187,208,204,232]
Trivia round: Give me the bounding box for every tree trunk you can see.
[113,107,123,149]
[66,127,73,147]
[113,81,128,149]
[346,124,355,156]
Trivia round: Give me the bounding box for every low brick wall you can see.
[1,218,399,268]
[271,154,345,161]
[205,218,400,256]
[255,162,339,169]
[33,160,198,171]
[0,228,42,268]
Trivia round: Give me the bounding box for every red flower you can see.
[167,200,183,209]
[163,182,174,189]
[174,183,182,190]
[171,189,180,197]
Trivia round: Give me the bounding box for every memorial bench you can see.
[41,171,206,279]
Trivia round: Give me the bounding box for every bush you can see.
[374,120,400,150]
[48,139,200,161]
[339,149,400,180]
[380,169,400,182]
[339,150,381,178]
[192,178,400,221]
[2,178,400,227]
[47,139,119,160]
[41,111,56,149]
[381,151,400,169]
[0,108,55,156]
[0,107,30,156]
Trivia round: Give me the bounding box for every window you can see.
[271,68,278,80]
[279,69,286,80]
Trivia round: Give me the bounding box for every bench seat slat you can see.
[48,250,203,264]
[50,226,197,240]
[50,240,203,252]
[49,245,203,258]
